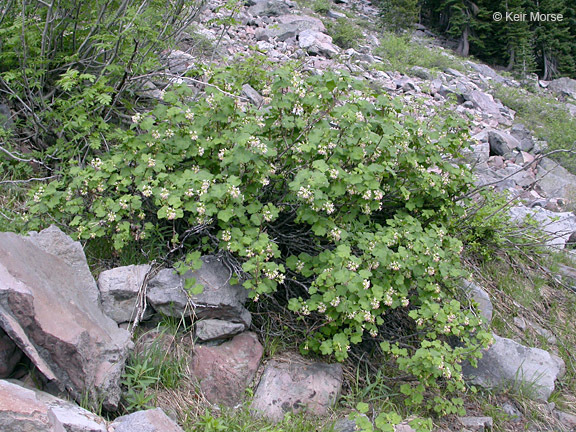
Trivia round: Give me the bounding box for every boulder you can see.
[0,227,132,411]
[487,130,520,157]
[241,84,264,107]
[0,102,13,131]
[462,281,493,324]
[0,379,107,432]
[0,328,22,378]
[110,408,184,432]
[458,416,493,431]
[190,332,263,406]
[251,357,343,421]
[547,77,576,100]
[248,0,293,17]
[147,255,251,326]
[510,123,535,152]
[536,157,576,205]
[461,90,513,125]
[166,50,195,74]
[195,319,246,341]
[508,204,576,248]
[462,334,565,401]
[255,15,325,42]
[298,30,339,57]
[408,66,433,80]
[98,264,152,324]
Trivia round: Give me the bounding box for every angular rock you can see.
[0,103,13,131]
[553,409,576,430]
[462,281,493,324]
[190,332,263,406]
[195,319,245,341]
[513,317,556,344]
[0,327,22,378]
[462,90,513,125]
[241,84,264,107]
[299,30,339,58]
[27,225,101,306]
[536,157,576,205]
[510,123,535,152]
[547,77,576,100]
[252,358,343,421]
[488,130,520,157]
[110,408,184,432]
[458,416,493,431]
[0,379,108,432]
[147,255,251,326]
[0,379,66,432]
[508,204,576,248]
[255,15,325,42]
[0,228,132,411]
[98,264,152,324]
[166,50,195,74]
[462,334,565,401]
[248,0,293,17]
[409,66,433,80]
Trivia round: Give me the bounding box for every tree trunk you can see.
[457,25,470,57]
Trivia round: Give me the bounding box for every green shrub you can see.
[326,18,364,50]
[25,62,491,414]
[374,33,466,74]
[312,0,332,14]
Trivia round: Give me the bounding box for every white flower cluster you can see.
[317,141,336,156]
[247,136,267,154]
[33,186,45,203]
[263,268,285,284]
[90,158,103,170]
[131,112,143,123]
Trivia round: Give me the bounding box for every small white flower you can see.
[147,157,156,168]
[363,279,370,290]
[167,208,177,220]
[330,297,341,307]
[131,113,143,123]
[151,130,161,140]
[185,109,195,121]
[160,188,170,200]
[189,130,198,140]
[221,230,231,242]
[165,129,174,138]
[196,203,206,215]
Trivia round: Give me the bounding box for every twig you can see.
[0,175,57,185]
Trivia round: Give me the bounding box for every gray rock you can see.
[0,103,13,131]
[27,224,101,306]
[252,358,343,421]
[462,90,513,125]
[409,66,433,80]
[248,0,293,17]
[467,62,509,85]
[326,10,346,19]
[255,15,325,42]
[501,401,523,422]
[488,130,520,157]
[536,157,576,205]
[547,77,576,100]
[195,319,246,341]
[458,416,493,431]
[110,408,184,432]
[462,281,493,324]
[299,30,339,57]
[0,379,108,432]
[553,409,576,430]
[0,328,22,378]
[191,332,263,406]
[510,123,535,152]
[509,204,576,248]
[463,334,565,401]
[98,264,152,324]
[242,84,264,107]
[0,227,132,411]
[147,255,251,325]
[166,50,195,74]
[513,317,557,344]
